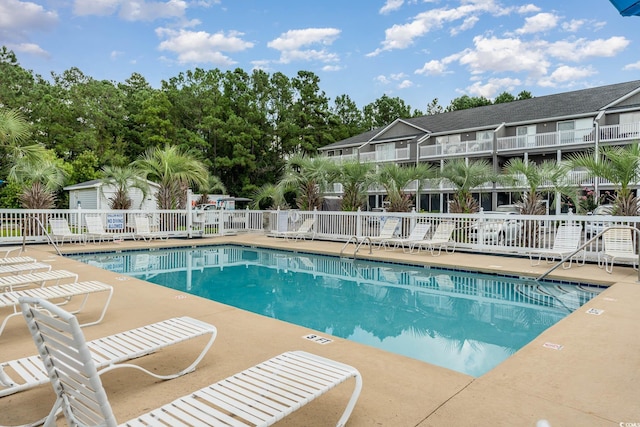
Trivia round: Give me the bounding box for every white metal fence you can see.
[2,207,638,264]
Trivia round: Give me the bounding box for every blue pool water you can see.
[70,245,603,377]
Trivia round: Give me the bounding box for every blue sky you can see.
[1,0,639,111]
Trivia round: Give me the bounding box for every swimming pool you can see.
[70,245,604,377]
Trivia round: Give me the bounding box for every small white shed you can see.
[63,179,160,210]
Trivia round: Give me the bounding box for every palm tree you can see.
[9,155,66,209]
[251,183,290,210]
[135,144,208,209]
[568,143,640,216]
[278,154,334,211]
[329,160,374,211]
[373,163,435,212]
[196,175,227,205]
[502,158,571,215]
[0,108,48,172]
[439,159,499,213]
[100,165,150,209]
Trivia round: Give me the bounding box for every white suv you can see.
[585,204,614,236]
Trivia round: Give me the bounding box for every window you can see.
[375,142,396,161]
[516,125,535,146]
[558,120,575,144]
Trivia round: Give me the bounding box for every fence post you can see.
[356,207,362,238]
[187,189,194,238]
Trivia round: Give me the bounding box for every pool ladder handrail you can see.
[340,236,372,259]
[537,224,640,282]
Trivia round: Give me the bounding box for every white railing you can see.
[599,122,640,142]
[359,147,410,163]
[497,127,593,151]
[7,206,639,266]
[419,139,492,159]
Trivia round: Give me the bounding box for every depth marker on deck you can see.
[542,342,563,350]
[303,334,333,345]
[586,308,604,315]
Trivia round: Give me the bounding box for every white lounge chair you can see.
[411,222,457,255]
[134,216,167,241]
[599,228,638,273]
[272,217,316,241]
[0,316,216,400]
[85,215,117,243]
[364,217,400,248]
[529,224,585,269]
[0,256,37,265]
[20,296,363,427]
[48,218,86,245]
[382,222,431,252]
[0,280,113,338]
[0,261,51,275]
[0,268,78,292]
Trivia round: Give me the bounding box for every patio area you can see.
[1,234,638,426]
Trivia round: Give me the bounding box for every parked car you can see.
[585,204,614,237]
[468,211,521,245]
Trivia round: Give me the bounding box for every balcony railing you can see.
[359,147,410,163]
[419,139,492,159]
[598,122,640,142]
[497,127,594,152]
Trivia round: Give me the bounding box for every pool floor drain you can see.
[303,334,333,345]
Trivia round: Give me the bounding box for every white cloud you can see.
[451,16,479,36]
[562,19,584,32]
[415,59,448,75]
[547,36,630,61]
[156,28,253,66]
[110,50,124,60]
[623,61,640,71]
[380,0,404,14]
[538,65,596,87]
[268,28,341,64]
[465,77,522,99]
[458,35,551,77]
[515,12,558,34]
[73,0,187,21]
[398,79,414,89]
[516,4,541,14]
[322,64,342,72]
[0,0,57,47]
[367,0,504,56]
[375,75,391,84]
[8,42,50,57]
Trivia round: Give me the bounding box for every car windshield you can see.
[593,205,613,215]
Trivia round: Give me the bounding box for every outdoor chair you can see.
[529,224,585,269]
[0,256,37,266]
[382,222,431,252]
[20,296,363,427]
[271,217,316,241]
[598,227,638,273]
[0,261,51,276]
[48,218,86,245]
[0,268,78,292]
[361,217,401,249]
[0,280,113,338]
[411,222,457,255]
[133,215,168,241]
[84,215,117,244]
[1,315,216,403]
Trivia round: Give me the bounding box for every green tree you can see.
[363,94,413,129]
[440,159,499,213]
[135,144,208,209]
[373,163,435,212]
[447,95,492,111]
[330,94,366,141]
[9,154,66,209]
[329,160,374,211]
[493,92,516,104]
[100,165,149,209]
[568,144,640,216]
[426,98,444,115]
[278,154,334,211]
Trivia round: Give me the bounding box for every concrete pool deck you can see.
[1,234,638,426]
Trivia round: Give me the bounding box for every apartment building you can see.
[319,80,640,213]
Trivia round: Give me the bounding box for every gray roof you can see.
[321,80,640,150]
[63,179,160,191]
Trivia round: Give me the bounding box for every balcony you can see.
[599,122,640,142]
[497,127,594,152]
[419,139,492,159]
[359,147,410,163]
